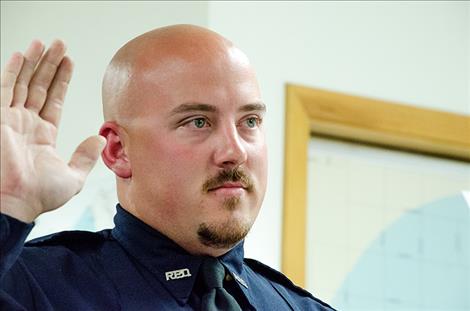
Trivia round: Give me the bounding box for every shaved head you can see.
[102,24,245,124]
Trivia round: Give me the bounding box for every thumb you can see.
[68,135,106,179]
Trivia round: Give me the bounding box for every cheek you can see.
[154,143,210,218]
[132,134,206,188]
[129,135,209,218]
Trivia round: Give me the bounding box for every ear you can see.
[99,121,132,178]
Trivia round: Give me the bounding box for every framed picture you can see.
[282,85,470,309]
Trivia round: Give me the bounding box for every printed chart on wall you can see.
[306,136,470,311]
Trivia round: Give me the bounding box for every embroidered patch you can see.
[165,268,192,281]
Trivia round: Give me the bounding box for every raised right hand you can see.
[0,40,106,223]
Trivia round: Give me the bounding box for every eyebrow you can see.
[170,102,266,115]
[239,102,266,113]
[170,103,217,114]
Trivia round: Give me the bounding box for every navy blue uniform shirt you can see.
[0,205,335,310]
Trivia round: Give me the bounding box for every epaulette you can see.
[244,258,336,310]
[25,230,109,248]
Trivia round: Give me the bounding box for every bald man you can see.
[0,25,334,310]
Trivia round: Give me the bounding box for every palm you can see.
[0,40,104,222]
[2,107,70,214]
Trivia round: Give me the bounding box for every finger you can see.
[68,135,106,184]
[1,52,24,107]
[11,40,45,107]
[39,56,74,128]
[25,40,66,112]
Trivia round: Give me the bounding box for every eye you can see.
[178,116,211,130]
[244,116,261,128]
[192,118,207,128]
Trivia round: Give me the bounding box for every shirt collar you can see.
[111,204,246,305]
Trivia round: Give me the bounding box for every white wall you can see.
[1,1,469,272]
[208,1,470,270]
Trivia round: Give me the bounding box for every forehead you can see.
[129,48,261,115]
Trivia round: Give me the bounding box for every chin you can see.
[196,217,252,249]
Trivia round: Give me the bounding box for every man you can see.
[1,25,334,310]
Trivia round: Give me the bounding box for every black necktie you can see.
[200,257,242,311]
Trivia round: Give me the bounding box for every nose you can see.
[213,124,248,169]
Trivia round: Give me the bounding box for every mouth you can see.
[208,182,246,192]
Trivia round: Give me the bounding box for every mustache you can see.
[202,168,254,193]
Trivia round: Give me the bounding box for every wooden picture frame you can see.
[282,84,470,286]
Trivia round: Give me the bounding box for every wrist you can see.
[0,196,40,223]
